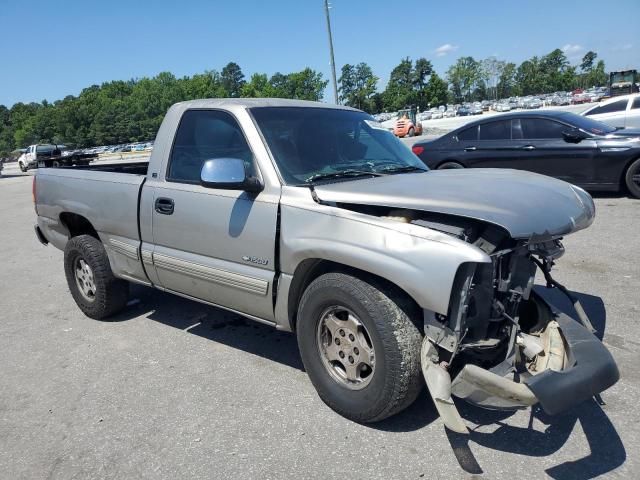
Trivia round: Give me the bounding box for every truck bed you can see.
[35,163,149,271]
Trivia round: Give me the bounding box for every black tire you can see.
[297,272,423,423]
[52,160,60,168]
[624,158,640,198]
[19,162,27,172]
[64,235,129,320]
[437,161,464,170]
[407,127,415,137]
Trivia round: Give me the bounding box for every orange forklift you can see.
[393,106,422,137]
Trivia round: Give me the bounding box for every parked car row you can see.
[82,141,154,155]
[374,86,613,124]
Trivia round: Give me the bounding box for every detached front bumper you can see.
[524,311,619,415]
[422,298,620,433]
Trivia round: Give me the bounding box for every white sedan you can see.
[581,93,640,129]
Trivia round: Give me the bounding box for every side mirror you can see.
[200,158,263,193]
[562,129,588,143]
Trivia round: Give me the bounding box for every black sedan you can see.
[411,111,640,197]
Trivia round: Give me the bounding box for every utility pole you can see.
[323,0,339,104]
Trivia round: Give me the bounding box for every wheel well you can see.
[437,160,463,168]
[620,156,640,189]
[59,212,99,239]
[287,259,421,332]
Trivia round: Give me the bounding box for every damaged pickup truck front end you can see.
[311,169,619,432]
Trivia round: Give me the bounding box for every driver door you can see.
[145,109,279,321]
[510,118,597,185]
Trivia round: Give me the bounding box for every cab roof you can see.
[171,98,360,112]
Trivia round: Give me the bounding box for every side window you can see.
[167,109,254,184]
[479,120,511,140]
[520,119,567,139]
[632,96,640,110]
[456,126,478,142]
[511,119,523,139]
[585,99,628,116]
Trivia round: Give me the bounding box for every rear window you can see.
[479,121,511,140]
[457,126,478,141]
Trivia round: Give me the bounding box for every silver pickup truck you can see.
[33,98,618,432]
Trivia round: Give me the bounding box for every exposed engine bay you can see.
[337,203,618,433]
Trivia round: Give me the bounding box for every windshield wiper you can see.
[377,165,427,174]
[305,169,383,184]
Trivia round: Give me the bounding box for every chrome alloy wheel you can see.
[74,258,96,302]
[316,306,375,390]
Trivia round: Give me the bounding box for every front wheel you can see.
[407,127,415,137]
[19,162,27,172]
[64,235,129,319]
[625,158,640,198]
[296,272,423,423]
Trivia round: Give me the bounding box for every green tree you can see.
[286,68,328,101]
[338,64,356,105]
[515,57,543,95]
[497,62,517,98]
[413,58,434,110]
[446,56,481,102]
[221,62,246,97]
[241,73,272,98]
[539,49,570,91]
[339,63,378,111]
[424,73,448,108]
[580,51,597,72]
[585,60,607,88]
[382,58,415,111]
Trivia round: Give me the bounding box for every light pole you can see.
[323,0,339,104]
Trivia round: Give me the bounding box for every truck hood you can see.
[313,169,595,239]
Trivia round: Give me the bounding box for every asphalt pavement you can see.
[1,168,639,479]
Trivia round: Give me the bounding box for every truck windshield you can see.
[250,107,427,185]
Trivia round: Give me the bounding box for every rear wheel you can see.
[52,160,61,168]
[64,235,129,319]
[296,272,423,423]
[437,161,464,170]
[625,158,640,198]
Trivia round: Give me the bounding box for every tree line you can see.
[340,49,609,113]
[0,62,327,155]
[0,49,613,155]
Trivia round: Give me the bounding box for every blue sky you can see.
[1,0,638,106]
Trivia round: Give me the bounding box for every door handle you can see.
[522,145,536,151]
[464,146,477,152]
[155,197,174,215]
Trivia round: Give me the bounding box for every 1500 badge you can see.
[242,255,269,265]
